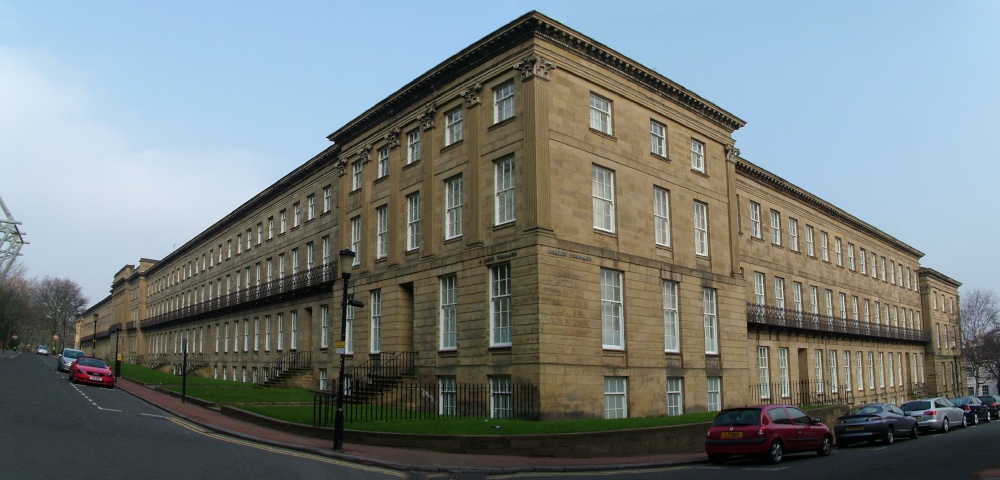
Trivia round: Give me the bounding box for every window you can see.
[490,264,512,346]
[650,121,666,156]
[227,240,232,259]
[407,192,421,251]
[835,237,842,266]
[320,306,329,349]
[779,347,790,397]
[825,290,834,319]
[319,369,328,390]
[265,315,271,351]
[277,313,284,351]
[857,351,864,390]
[829,350,839,393]
[280,209,287,233]
[370,291,382,353]
[445,107,463,145]
[844,351,852,393]
[290,311,298,350]
[351,217,361,266]
[352,161,363,191]
[666,378,683,416]
[806,226,815,256]
[376,206,388,259]
[589,93,612,134]
[440,275,457,350]
[749,201,762,239]
[814,349,824,393]
[345,304,354,354]
[754,272,766,305]
[793,282,803,313]
[490,376,512,419]
[323,186,332,213]
[604,376,627,419]
[789,218,799,251]
[704,287,718,354]
[887,351,894,386]
[759,347,771,399]
[774,277,785,310]
[707,377,721,411]
[601,269,624,349]
[407,129,421,164]
[294,203,302,228]
[694,201,709,256]
[880,256,887,281]
[691,139,705,172]
[236,234,242,254]
[494,80,515,123]
[871,252,877,278]
[852,296,859,321]
[439,377,457,416]
[770,210,781,245]
[445,175,463,239]
[654,187,670,246]
[868,352,875,389]
[377,146,389,178]
[859,248,867,274]
[820,231,829,261]
[878,352,885,388]
[243,319,249,352]
[592,166,616,232]
[494,155,515,225]
[663,281,679,352]
[839,293,847,320]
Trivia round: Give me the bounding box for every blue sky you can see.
[1,1,997,306]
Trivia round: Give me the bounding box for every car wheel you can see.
[963,415,969,428]
[942,418,950,433]
[768,440,784,464]
[909,424,919,440]
[884,427,895,445]
[973,414,980,426]
[708,455,726,464]
[984,412,991,423]
[817,435,832,456]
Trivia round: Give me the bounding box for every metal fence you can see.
[750,380,855,406]
[746,303,930,343]
[313,382,538,426]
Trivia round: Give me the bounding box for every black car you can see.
[834,403,919,447]
[978,395,1000,420]
[950,396,991,425]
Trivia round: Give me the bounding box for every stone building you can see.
[78,11,961,420]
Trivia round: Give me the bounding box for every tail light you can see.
[866,416,883,421]
[963,405,971,411]
[757,428,766,437]
[923,410,937,416]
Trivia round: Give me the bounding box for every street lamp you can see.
[113,326,122,378]
[334,248,364,452]
[92,314,98,356]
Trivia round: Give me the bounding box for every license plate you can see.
[847,426,864,431]
[89,376,103,382]
[913,416,921,421]
[720,432,743,439]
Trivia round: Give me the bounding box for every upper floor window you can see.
[789,218,799,251]
[820,231,829,261]
[490,264,512,347]
[376,205,388,259]
[691,139,705,173]
[592,165,616,233]
[293,203,300,228]
[407,192,421,251]
[704,287,718,354]
[749,201,762,239]
[377,146,390,178]
[280,209,287,233]
[859,248,867,274]
[650,121,666,157]
[770,210,781,245]
[654,187,670,247]
[601,268,624,349]
[445,107,463,146]
[323,186,332,213]
[805,226,815,256]
[351,216,361,266]
[494,80,515,123]
[694,201,709,256]
[589,93,612,135]
[848,243,855,271]
[495,155,516,225]
[835,237,842,266]
[352,162,363,191]
[406,129,421,164]
[445,175,463,239]
[663,280,679,352]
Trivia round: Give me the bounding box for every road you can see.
[0,352,404,480]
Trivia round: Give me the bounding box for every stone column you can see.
[515,54,556,235]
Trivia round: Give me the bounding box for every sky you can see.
[1,1,997,308]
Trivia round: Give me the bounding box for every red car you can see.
[705,404,833,464]
[68,356,115,388]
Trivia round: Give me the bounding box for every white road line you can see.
[98,407,122,412]
[140,413,166,419]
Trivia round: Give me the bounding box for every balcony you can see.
[746,303,930,343]
[141,263,337,330]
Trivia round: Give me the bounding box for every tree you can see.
[960,288,1000,391]
[35,276,88,352]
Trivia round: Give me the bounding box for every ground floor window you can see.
[490,376,512,419]
[605,376,628,419]
[319,368,327,390]
[439,376,457,416]
[707,377,721,411]
[667,377,683,416]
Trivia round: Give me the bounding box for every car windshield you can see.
[713,409,761,426]
[950,397,972,405]
[64,350,83,359]
[901,401,930,411]
[847,405,883,416]
[77,358,107,368]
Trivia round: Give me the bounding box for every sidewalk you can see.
[115,378,708,475]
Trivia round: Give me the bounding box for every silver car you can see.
[901,397,966,433]
[56,348,85,372]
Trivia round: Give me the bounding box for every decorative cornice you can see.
[384,127,400,149]
[725,145,740,164]
[514,54,556,81]
[418,104,436,130]
[460,83,482,107]
[917,268,962,289]
[357,144,373,164]
[736,157,924,259]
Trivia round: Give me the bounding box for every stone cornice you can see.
[917,267,962,289]
[736,158,924,259]
[327,11,745,148]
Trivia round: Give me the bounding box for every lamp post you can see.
[334,248,363,452]
[114,326,122,378]
[92,315,98,356]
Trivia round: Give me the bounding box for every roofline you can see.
[917,267,962,289]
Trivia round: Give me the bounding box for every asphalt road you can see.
[0,352,404,480]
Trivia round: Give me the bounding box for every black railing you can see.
[747,303,930,343]
[338,352,415,403]
[255,350,312,387]
[312,382,538,426]
[750,380,855,406]
[142,263,336,330]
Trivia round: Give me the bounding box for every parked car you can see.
[35,345,48,355]
[900,397,966,432]
[56,348,85,372]
[68,356,115,388]
[978,395,1000,420]
[950,396,991,425]
[834,403,918,448]
[705,404,833,464]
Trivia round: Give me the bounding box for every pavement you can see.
[113,377,708,476]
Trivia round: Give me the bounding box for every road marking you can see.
[98,407,123,412]
[140,413,166,419]
[165,417,405,477]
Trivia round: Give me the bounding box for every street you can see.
[0,352,403,480]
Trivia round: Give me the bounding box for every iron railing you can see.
[255,350,312,387]
[750,380,855,406]
[747,303,930,343]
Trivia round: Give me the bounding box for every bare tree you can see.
[0,264,36,350]
[35,276,89,352]
[960,288,1000,391]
